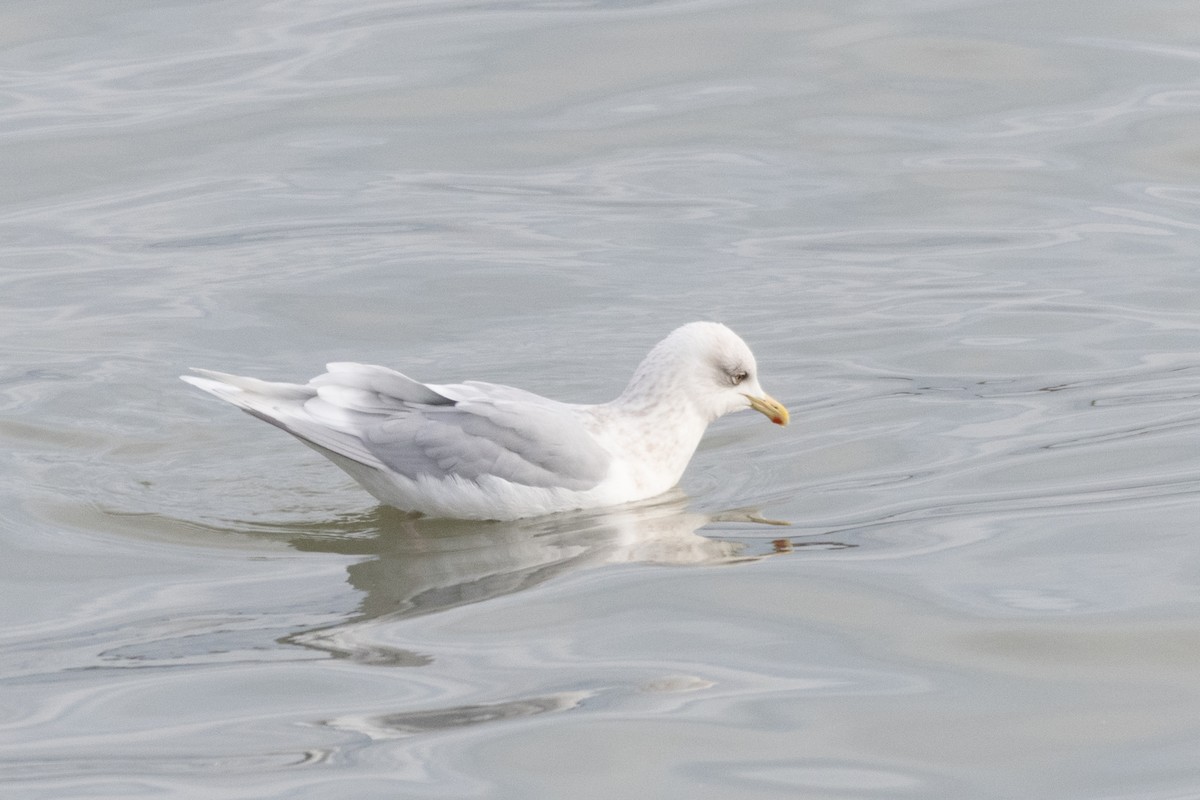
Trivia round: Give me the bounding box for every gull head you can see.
[624,322,789,426]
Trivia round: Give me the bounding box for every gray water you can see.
[3,1,1200,797]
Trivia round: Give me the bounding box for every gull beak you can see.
[744,393,789,426]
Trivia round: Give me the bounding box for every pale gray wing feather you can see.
[363,399,611,490]
[442,380,564,405]
[314,363,455,406]
[183,369,387,468]
[185,365,609,490]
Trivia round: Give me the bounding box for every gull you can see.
[181,321,788,520]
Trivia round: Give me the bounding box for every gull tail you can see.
[180,368,317,432]
[180,369,386,470]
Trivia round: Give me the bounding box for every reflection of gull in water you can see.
[323,690,595,741]
[234,495,813,668]
[160,497,851,743]
[259,496,810,741]
[277,495,758,631]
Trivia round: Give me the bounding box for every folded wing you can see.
[364,399,610,490]
[183,363,611,491]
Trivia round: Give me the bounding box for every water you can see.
[3,0,1200,796]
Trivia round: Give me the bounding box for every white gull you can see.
[182,321,788,520]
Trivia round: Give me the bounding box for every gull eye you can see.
[730,369,749,386]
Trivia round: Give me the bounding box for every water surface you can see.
[3,1,1200,797]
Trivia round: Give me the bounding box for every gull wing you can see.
[362,397,611,490]
[183,364,611,491]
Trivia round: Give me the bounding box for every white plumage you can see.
[182,321,788,520]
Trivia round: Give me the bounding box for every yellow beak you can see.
[745,393,789,426]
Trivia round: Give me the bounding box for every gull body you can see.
[182,321,788,520]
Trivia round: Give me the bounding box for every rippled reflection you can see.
[225,495,806,661]
[324,691,591,739]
